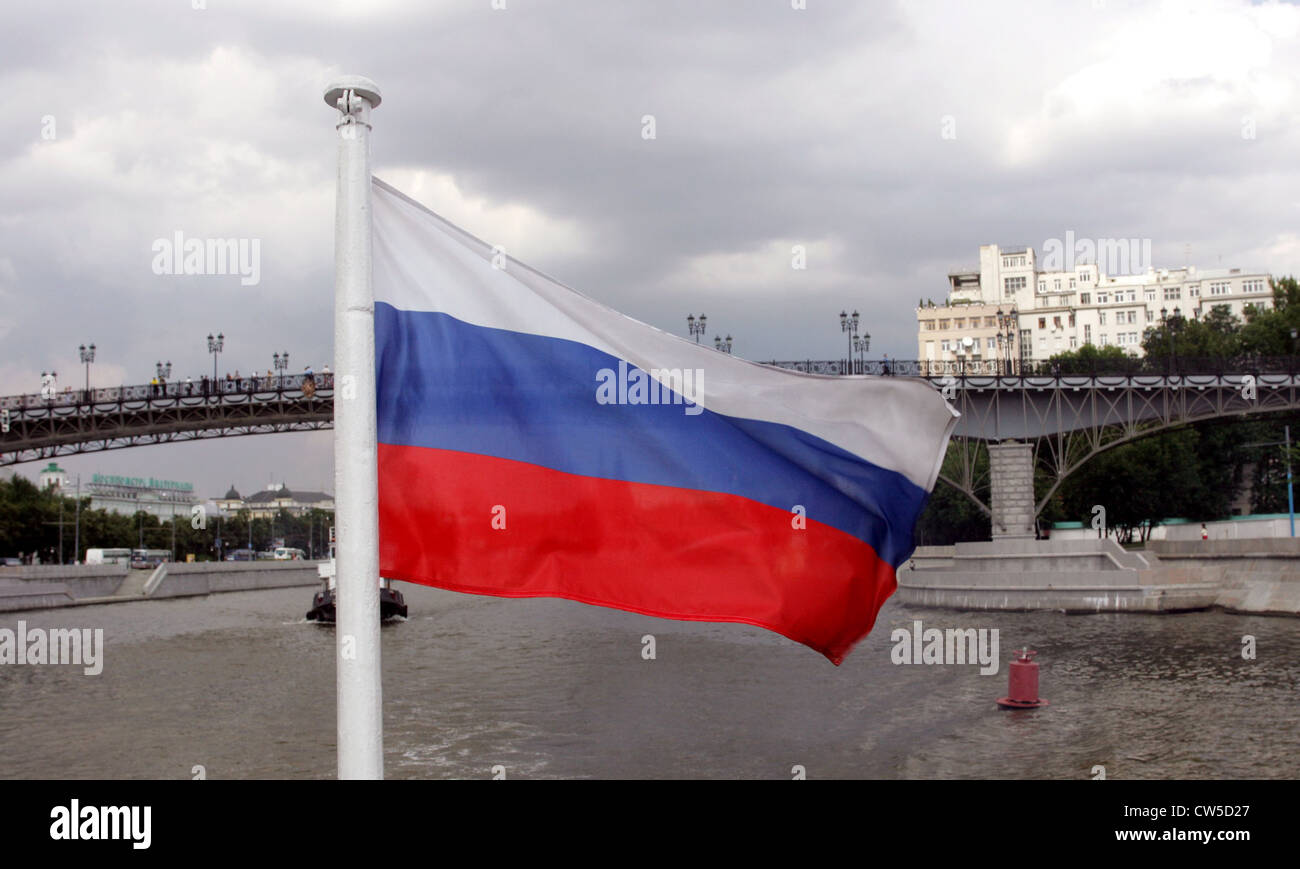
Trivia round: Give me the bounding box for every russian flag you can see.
[372,178,958,664]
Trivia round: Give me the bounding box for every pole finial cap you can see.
[324,76,382,109]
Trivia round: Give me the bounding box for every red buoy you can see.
[997,647,1049,709]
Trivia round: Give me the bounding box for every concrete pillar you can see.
[988,441,1035,539]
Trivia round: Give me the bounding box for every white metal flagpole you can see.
[324,75,384,779]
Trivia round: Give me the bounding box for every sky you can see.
[2,0,1298,498]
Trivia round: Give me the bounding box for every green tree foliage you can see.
[915,442,990,545]
[1049,427,1228,543]
[1043,344,1133,374]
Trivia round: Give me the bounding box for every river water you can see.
[1,584,1296,779]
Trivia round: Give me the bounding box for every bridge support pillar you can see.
[989,441,1035,539]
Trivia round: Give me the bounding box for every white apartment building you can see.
[917,244,1274,365]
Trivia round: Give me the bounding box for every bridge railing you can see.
[764,357,1300,378]
[0,373,334,410]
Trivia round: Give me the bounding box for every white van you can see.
[273,547,306,561]
[85,548,132,565]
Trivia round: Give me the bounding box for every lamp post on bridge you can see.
[207,332,224,384]
[839,310,860,374]
[996,307,1018,375]
[1160,307,1182,375]
[78,343,95,402]
[852,333,871,373]
[686,313,707,343]
[273,351,289,388]
[713,334,733,354]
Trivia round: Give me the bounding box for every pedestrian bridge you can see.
[768,358,1300,535]
[0,373,333,468]
[6,359,1297,538]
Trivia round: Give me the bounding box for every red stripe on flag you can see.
[378,443,898,664]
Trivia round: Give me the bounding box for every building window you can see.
[954,318,966,329]
[1244,278,1266,293]
[985,316,996,327]
[1188,284,1200,296]
[986,336,996,349]
[1080,293,1091,305]
[1038,317,1046,329]
[1098,293,1109,304]
[1053,316,1062,329]
[1004,276,1026,295]
[939,319,950,329]
[1145,290,1156,302]
[1099,334,1109,347]
[1163,287,1181,301]
[1099,312,1106,325]
[941,340,950,352]
[1068,313,1076,327]
[1069,278,1076,289]
[1084,324,1092,343]
[1127,311,1136,324]
[1054,279,1061,290]
[1210,281,1231,296]
[1070,337,1077,349]
[1038,281,1047,292]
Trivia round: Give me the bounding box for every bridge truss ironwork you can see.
[0,373,333,467]
[765,359,1300,520]
[6,356,1300,525]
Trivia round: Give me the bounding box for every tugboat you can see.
[306,528,407,623]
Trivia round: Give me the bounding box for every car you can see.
[0,557,22,567]
[225,549,256,562]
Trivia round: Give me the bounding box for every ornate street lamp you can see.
[155,360,172,380]
[996,307,1019,374]
[686,313,707,343]
[78,343,95,396]
[713,334,733,354]
[853,333,871,372]
[1161,307,1182,374]
[273,351,289,387]
[840,310,860,373]
[207,332,224,383]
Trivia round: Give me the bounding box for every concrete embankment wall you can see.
[0,562,321,612]
[1147,539,1300,615]
[896,538,1298,615]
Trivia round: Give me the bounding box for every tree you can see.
[1045,343,1133,374]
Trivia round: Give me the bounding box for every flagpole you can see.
[324,75,384,779]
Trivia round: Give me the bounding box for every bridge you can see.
[0,373,333,467]
[770,357,1300,537]
[6,357,1298,539]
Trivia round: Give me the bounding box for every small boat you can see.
[306,534,407,622]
